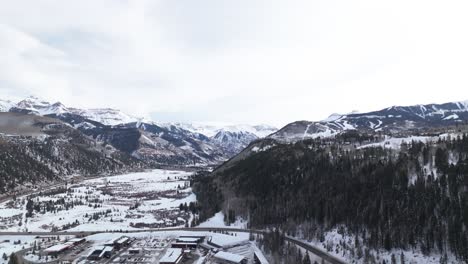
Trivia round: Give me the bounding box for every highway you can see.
[0,227,347,264]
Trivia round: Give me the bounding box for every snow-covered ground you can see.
[0,235,73,264]
[357,133,460,150]
[0,170,196,232]
[304,228,458,264]
[198,212,248,229]
[0,236,35,264]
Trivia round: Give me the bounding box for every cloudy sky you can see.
[1,0,468,127]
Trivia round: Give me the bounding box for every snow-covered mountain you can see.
[159,123,277,138]
[1,96,277,165]
[0,99,14,112]
[68,108,140,126]
[157,123,277,157]
[7,97,277,137]
[12,96,69,115]
[211,129,259,156]
[8,96,140,126]
[271,100,468,142]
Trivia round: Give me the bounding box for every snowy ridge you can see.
[9,96,141,126]
[158,122,277,138]
[13,96,70,115]
[271,99,468,142]
[7,96,277,136]
[69,108,140,126]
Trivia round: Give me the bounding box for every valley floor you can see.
[0,170,195,233]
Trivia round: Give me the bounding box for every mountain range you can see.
[0,96,277,166]
[271,100,468,142]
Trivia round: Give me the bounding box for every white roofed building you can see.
[44,244,72,256]
[213,251,247,264]
[160,248,183,264]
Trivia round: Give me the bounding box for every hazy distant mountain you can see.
[158,122,277,138]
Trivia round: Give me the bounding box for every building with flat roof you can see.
[172,242,198,249]
[68,238,86,245]
[99,246,114,259]
[87,246,114,260]
[104,236,130,250]
[160,248,183,264]
[44,244,72,256]
[213,251,247,264]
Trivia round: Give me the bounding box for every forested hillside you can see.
[193,131,468,262]
[0,113,144,193]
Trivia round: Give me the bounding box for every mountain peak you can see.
[323,113,344,122]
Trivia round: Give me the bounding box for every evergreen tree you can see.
[303,252,311,264]
[8,253,19,264]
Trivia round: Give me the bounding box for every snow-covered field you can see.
[0,170,196,232]
[199,212,248,229]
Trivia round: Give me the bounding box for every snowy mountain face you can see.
[10,96,69,115]
[160,123,277,138]
[0,99,14,112]
[271,100,468,142]
[211,129,259,156]
[154,123,277,158]
[126,122,226,166]
[9,96,140,126]
[69,108,139,126]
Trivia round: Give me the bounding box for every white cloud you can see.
[0,0,467,126]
